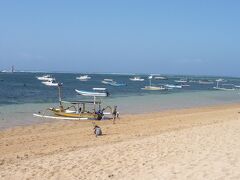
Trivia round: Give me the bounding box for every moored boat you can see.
[141,75,167,91]
[129,76,144,81]
[141,86,167,91]
[41,80,60,86]
[76,75,91,81]
[165,84,182,89]
[198,80,214,85]
[154,76,168,80]
[34,85,113,120]
[36,74,55,81]
[75,88,109,97]
[174,79,187,83]
[102,79,126,86]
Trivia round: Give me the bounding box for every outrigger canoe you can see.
[33,85,113,121]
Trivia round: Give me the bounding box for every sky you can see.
[0,0,240,76]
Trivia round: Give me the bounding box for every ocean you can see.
[0,72,240,129]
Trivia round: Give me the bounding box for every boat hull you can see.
[141,86,167,91]
[49,108,101,119]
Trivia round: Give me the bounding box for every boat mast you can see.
[58,84,62,105]
[93,96,96,112]
[149,75,152,87]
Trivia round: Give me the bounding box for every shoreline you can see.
[1,103,240,179]
[1,96,240,130]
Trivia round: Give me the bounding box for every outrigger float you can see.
[33,85,113,120]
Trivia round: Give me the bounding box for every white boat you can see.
[181,84,190,87]
[41,80,59,87]
[75,88,108,97]
[213,79,235,90]
[189,80,198,83]
[102,79,126,86]
[1,70,9,73]
[76,75,91,81]
[141,75,167,91]
[102,79,114,84]
[213,87,235,91]
[129,76,144,81]
[198,80,214,85]
[92,88,107,91]
[174,79,187,83]
[154,76,168,80]
[37,75,55,81]
[141,86,167,91]
[165,84,182,89]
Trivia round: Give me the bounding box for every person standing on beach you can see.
[112,106,118,124]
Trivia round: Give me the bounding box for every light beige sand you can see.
[1,104,240,179]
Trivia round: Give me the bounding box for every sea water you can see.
[0,72,240,129]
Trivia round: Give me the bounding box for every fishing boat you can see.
[213,79,235,91]
[102,79,114,84]
[41,80,60,86]
[36,74,55,81]
[109,82,127,86]
[34,85,112,120]
[75,88,109,97]
[129,76,145,81]
[181,83,190,87]
[34,100,111,120]
[141,76,167,91]
[165,84,182,89]
[213,87,235,91]
[76,75,91,81]
[154,76,168,80]
[102,79,126,86]
[198,80,214,85]
[141,86,167,91]
[175,79,187,83]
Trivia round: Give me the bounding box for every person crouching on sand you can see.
[94,125,102,137]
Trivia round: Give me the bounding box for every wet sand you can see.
[1,104,240,179]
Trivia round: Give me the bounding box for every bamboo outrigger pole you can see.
[57,83,63,106]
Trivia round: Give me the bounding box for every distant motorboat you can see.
[141,75,167,91]
[181,84,190,87]
[141,86,167,91]
[198,80,214,85]
[165,84,182,89]
[101,79,114,84]
[213,79,234,90]
[109,82,127,86]
[42,80,60,87]
[174,79,187,83]
[37,75,55,81]
[213,87,235,91]
[75,88,108,97]
[154,76,168,80]
[102,79,126,86]
[129,76,144,81]
[76,75,91,81]
[189,80,198,83]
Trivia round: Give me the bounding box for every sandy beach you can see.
[1,103,240,179]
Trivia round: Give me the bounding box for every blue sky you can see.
[0,0,240,76]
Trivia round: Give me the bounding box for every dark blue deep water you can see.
[0,72,240,106]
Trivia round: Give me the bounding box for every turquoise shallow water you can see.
[0,72,240,129]
[0,90,240,130]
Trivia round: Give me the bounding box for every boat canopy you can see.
[61,100,101,105]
